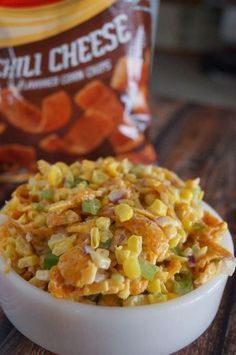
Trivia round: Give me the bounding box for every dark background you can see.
[152,0,236,108]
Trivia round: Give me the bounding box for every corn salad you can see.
[0,158,235,307]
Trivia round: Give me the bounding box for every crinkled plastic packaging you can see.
[0,0,157,200]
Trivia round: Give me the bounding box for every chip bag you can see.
[0,0,157,198]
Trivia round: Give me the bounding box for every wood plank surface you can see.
[0,96,235,355]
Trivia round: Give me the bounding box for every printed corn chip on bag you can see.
[0,0,157,200]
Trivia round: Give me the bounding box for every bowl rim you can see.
[0,201,234,314]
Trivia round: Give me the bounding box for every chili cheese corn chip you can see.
[75,80,124,124]
[0,144,36,170]
[41,91,72,132]
[0,88,42,133]
[40,110,114,155]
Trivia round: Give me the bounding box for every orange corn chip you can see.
[40,110,113,155]
[75,80,124,124]
[39,134,65,153]
[117,143,157,164]
[0,144,36,170]
[41,91,72,132]
[0,123,6,134]
[111,56,148,92]
[0,88,42,133]
[109,124,144,154]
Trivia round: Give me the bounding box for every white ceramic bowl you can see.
[0,202,234,355]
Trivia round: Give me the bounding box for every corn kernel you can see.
[52,239,73,256]
[92,170,109,185]
[127,235,142,254]
[145,193,157,206]
[148,199,167,216]
[27,210,38,220]
[126,173,136,183]
[123,256,141,279]
[155,270,169,282]
[90,227,100,249]
[119,199,134,207]
[17,214,28,224]
[182,216,193,232]
[18,255,39,269]
[148,293,167,304]
[29,277,47,288]
[96,217,111,230]
[193,245,208,258]
[34,214,46,227]
[169,236,180,248]
[180,189,193,203]
[182,247,192,257]
[100,230,112,243]
[123,295,149,306]
[38,160,50,174]
[120,159,132,174]
[90,248,111,269]
[163,225,177,239]
[106,162,120,177]
[148,279,161,294]
[35,270,49,281]
[115,246,131,264]
[111,273,125,284]
[48,233,66,250]
[178,228,187,243]
[115,203,133,222]
[70,162,81,176]
[118,280,130,300]
[48,200,73,212]
[82,160,96,170]
[56,162,74,182]
[221,222,228,232]
[167,293,178,300]
[15,236,32,256]
[48,165,63,187]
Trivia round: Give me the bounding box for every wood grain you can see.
[0,97,235,355]
[153,99,236,355]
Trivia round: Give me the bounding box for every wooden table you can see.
[0,97,235,355]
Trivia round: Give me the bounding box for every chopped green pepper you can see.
[43,252,59,270]
[75,178,88,185]
[99,239,112,250]
[65,177,88,188]
[82,199,101,215]
[192,223,205,232]
[173,274,193,295]
[139,258,158,280]
[34,202,44,212]
[40,189,54,201]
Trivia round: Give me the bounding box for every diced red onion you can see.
[118,231,126,244]
[84,245,92,255]
[25,233,32,242]
[95,273,107,283]
[188,254,196,267]
[108,190,127,203]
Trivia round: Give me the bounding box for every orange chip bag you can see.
[0,0,157,200]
